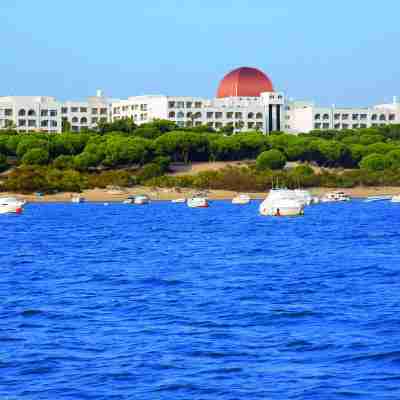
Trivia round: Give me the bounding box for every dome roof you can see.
[216,67,274,98]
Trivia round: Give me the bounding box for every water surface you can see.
[1,201,400,399]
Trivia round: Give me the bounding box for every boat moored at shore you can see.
[232,194,251,205]
[391,195,400,203]
[187,197,209,208]
[321,191,350,202]
[0,197,25,214]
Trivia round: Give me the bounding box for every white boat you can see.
[71,195,85,203]
[267,188,313,207]
[0,197,25,214]
[187,197,209,208]
[134,195,150,205]
[365,195,392,202]
[172,198,186,203]
[321,191,350,202]
[259,197,304,217]
[123,195,150,205]
[293,189,314,206]
[391,195,400,203]
[232,193,251,205]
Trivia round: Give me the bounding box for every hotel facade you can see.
[0,67,399,134]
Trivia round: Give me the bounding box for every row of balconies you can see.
[62,107,108,115]
[168,101,203,109]
[314,122,393,130]
[315,113,396,121]
[174,120,264,129]
[168,111,264,119]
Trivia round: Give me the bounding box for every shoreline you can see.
[2,186,400,203]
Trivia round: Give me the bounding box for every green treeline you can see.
[1,119,400,193]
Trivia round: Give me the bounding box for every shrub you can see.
[22,148,49,165]
[256,149,286,170]
[359,153,389,171]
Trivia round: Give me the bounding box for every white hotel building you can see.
[0,67,399,134]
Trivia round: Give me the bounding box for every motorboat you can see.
[123,195,150,205]
[259,197,304,217]
[391,195,400,203]
[187,197,209,208]
[232,193,251,205]
[0,197,25,214]
[134,195,150,205]
[172,198,186,203]
[321,191,350,202]
[71,195,85,203]
[267,188,313,207]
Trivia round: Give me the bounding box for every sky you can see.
[1,0,399,106]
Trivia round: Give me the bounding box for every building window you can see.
[81,117,87,124]
[18,109,26,116]
[62,107,68,114]
[215,112,222,119]
[256,112,263,119]
[50,110,57,117]
[80,107,87,113]
[71,107,78,112]
[256,122,263,129]
[352,124,359,129]
[194,102,202,108]
[323,114,329,120]
[176,102,184,108]
[41,110,48,117]
[248,112,254,119]
[168,111,175,118]
[140,104,147,111]
[4,109,12,116]
[360,124,367,128]
[248,122,254,129]
[41,120,48,127]
[91,117,98,124]
[51,120,57,127]
[314,123,321,129]
[322,123,330,129]
[186,112,192,118]
[207,112,213,119]
[360,114,367,120]
[371,114,377,120]
[342,124,349,129]
[177,111,184,118]
[314,114,321,120]
[352,114,359,120]
[389,114,396,121]
[334,123,340,129]
[215,122,222,129]
[72,117,78,123]
[342,114,349,120]
[379,114,386,121]
[28,120,36,127]
[100,117,107,123]
[100,108,107,115]
[235,112,242,119]
[235,121,244,129]
[28,109,35,116]
[226,112,233,119]
[186,102,192,108]
[334,113,340,120]
[168,101,175,108]
[92,108,98,115]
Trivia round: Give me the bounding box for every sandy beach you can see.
[2,186,400,203]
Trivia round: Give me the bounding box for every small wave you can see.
[339,350,400,363]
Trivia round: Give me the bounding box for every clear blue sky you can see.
[1,0,399,106]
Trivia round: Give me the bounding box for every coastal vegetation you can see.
[1,119,400,193]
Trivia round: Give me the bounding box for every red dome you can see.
[216,67,274,98]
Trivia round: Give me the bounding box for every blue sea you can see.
[1,200,400,399]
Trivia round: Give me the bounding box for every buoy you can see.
[16,207,22,214]
[276,208,281,217]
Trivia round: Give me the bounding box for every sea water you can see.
[1,201,400,399]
